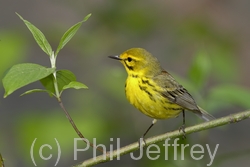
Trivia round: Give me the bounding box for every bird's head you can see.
[109,48,162,76]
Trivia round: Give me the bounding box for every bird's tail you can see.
[196,106,215,122]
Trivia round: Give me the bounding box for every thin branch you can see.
[75,110,250,167]
[58,100,104,153]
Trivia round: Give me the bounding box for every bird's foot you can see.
[179,124,186,139]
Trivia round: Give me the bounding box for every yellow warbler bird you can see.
[109,48,215,139]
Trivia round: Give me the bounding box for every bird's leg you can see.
[139,119,157,148]
[179,110,186,139]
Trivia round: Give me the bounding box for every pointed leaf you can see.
[56,70,77,92]
[40,69,87,96]
[21,89,54,97]
[2,63,55,97]
[40,69,77,95]
[40,74,55,95]
[16,13,53,57]
[55,13,91,56]
[63,81,88,90]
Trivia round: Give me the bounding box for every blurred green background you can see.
[1,0,250,167]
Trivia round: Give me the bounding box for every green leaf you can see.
[40,74,55,95]
[40,70,88,96]
[55,13,91,56]
[21,89,54,97]
[2,63,55,98]
[188,50,211,89]
[40,69,76,94]
[207,85,250,110]
[16,13,53,57]
[62,81,88,90]
[56,70,77,92]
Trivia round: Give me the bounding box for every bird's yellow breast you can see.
[125,75,183,119]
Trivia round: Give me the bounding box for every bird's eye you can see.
[127,57,132,62]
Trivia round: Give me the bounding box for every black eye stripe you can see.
[124,60,133,70]
[127,57,132,62]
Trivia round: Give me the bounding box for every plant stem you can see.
[75,110,250,167]
[58,100,104,153]
[49,52,103,153]
[50,52,60,98]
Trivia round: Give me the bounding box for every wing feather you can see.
[154,70,199,111]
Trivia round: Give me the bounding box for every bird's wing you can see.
[162,87,199,111]
[154,71,200,111]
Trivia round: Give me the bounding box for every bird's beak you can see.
[108,55,122,60]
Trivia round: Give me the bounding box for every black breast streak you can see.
[139,78,157,102]
[138,85,156,102]
[141,78,154,87]
[125,82,127,94]
[131,74,138,78]
[125,82,127,96]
